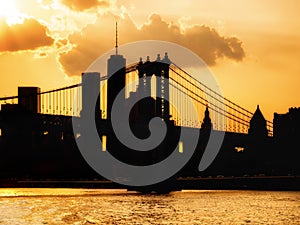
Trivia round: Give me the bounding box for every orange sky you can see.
[0,0,299,122]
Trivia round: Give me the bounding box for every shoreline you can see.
[1,176,299,191]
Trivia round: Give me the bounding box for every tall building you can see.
[81,72,101,117]
[106,23,126,119]
[18,87,41,113]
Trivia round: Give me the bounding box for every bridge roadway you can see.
[2,176,299,191]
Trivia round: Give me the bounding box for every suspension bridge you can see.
[0,54,273,136]
[0,51,276,184]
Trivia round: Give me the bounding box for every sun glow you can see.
[0,0,23,25]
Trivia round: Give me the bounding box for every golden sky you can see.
[0,0,299,121]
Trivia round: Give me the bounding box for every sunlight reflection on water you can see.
[0,189,299,224]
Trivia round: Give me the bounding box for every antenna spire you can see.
[115,21,118,55]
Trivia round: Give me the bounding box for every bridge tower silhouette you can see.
[136,53,171,120]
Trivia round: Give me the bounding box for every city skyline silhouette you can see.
[0,41,299,192]
[1,2,300,225]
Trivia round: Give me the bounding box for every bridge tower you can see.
[136,52,171,120]
[157,52,171,120]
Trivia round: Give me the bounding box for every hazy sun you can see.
[0,0,22,25]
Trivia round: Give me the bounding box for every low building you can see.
[274,107,300,139]
[18,87,41,113]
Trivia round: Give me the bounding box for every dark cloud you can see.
[60,0,109,11]
[55,39,68,49]
[39,52,47,57]
[0,18,54,52]
[59,13,245,76]
[34,52,48,58]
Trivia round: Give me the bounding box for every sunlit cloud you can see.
[59,13,245,76]
[0,0,25,25]
[9,0,103,41]
[60,0,110,11]
[55,39,69,49]
[0,18,54,52]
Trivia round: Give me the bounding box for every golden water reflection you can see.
[0,189,299,224]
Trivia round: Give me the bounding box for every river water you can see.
[0,188,299,224]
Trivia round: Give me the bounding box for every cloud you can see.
[59,13,245,76]
[33,51,48,58]
[60,0,110,11]
[55,39,68,49]
[0,18,54,52]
